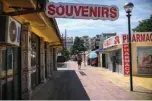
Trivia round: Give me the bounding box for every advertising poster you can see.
[137,47,152,74]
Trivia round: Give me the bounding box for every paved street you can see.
[31,61,152,100]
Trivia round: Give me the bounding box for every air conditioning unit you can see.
[0,16,21,46]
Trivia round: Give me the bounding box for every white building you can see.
[99,33,117,49]
[81,36,91,50]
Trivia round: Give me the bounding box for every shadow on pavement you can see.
[57,62,67,68]
[48,70,90,100]
[79,71,87,76]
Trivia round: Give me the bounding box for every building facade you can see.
[99,33,117,49]
[91,37,96,50]
[95,34,102,49]
[101,32,152,75]
[81,36,91,50]
[0,0,62,100]
[101,33,117,39]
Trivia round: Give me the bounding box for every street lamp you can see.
[124,2,134,91]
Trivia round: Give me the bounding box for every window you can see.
[2,50,6,71]
[1,48,15,78]
[7,48,14,70]
[31,34,37,67]
[115,50,122,65]
[7,53,13,69]
[31,52,36,67]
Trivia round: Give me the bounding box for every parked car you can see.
[57,56,66,62]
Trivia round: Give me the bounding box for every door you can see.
[1,47,20,100]
[115,49,122,73]
[53,48,57,71]
[31,33,40,89]
[105,54,108,69]
[45,43,47,78]
[102,54,106,68]
[112,56,116,72]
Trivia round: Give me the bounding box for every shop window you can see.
[114,50,122,65]
[1,47,20,100]
[7,48,14,77]
[7,54,13,69]
[31,52,36,67]
[1,48,14,77]
[13,48,19,74]
[31,34,37,67]
[2,50,6,71]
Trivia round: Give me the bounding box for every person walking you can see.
[77,54,82,70]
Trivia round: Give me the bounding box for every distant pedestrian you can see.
[77,54,82,69]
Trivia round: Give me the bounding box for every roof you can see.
[0,0,63,47]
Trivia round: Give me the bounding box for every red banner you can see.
[103,35,122,48]
[123,44,130,75]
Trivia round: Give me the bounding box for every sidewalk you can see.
[69,61,152,100]
[31,62,90,100]
[31,61,152,100]
[94,66,152,91]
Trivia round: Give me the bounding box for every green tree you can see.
[133,15,152,32]
[61,48,70,60]
[70,37,87,55]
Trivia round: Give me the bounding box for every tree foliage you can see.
[70,37,87,55]
[61,48,70,60]
[133,15,152,32]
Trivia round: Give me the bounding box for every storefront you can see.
[0,47,21,100]
[0,0,63,100]
[0,15,22,100]
[30,33,41,89]
[87,51,98,67]
[102,32,152,75]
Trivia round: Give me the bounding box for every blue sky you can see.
[51,0,152,37]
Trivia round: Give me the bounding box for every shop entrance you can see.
[105,54,109,69]
[1,47,21,100]
[112,56,116,72]
[53,48,57,71]
[108,49,122,73]
[31,33,41,89]
[102,54,106,68]
[44,43,48,78]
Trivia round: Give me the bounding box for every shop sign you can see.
[123,32,152,43]
[103,35,122,48]
[46,2,119,21]
[123,44,130,75]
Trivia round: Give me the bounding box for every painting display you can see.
[137,47,152,74]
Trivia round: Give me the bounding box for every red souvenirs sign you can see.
[123,44,130,75]
[46,2,119,21]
